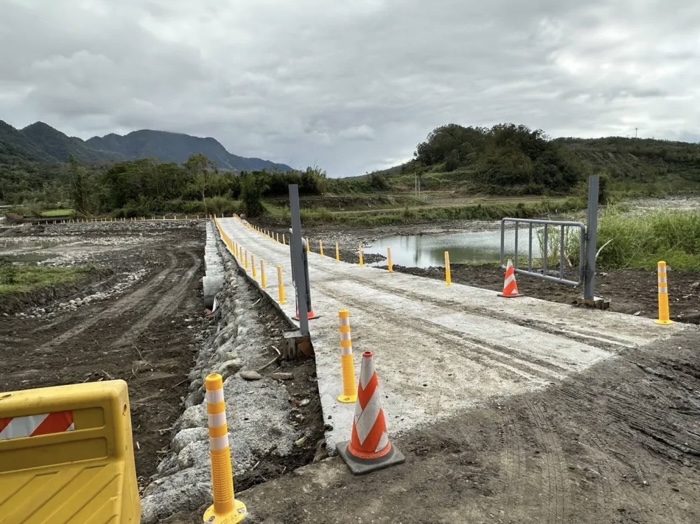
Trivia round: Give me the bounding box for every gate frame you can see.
[499,218,586,287]
[500,175,600,301]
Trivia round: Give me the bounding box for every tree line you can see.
[2,154,328,218]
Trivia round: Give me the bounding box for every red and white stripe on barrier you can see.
[0,411,74,441]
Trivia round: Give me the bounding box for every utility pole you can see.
[635,128,638,139]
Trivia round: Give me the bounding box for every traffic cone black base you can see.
[336,441,405,476]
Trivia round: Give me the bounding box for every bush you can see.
[595,208,700,270]
[0,258,17,285]
[205,196,240,216]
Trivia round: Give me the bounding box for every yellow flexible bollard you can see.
[276,232,279,243]
[656,261,673,325]
[260,259,267,288]
[282,235,286,245]
[387,247,393,272]
[337,310,358,403]
[359,244,364,268]
[445,251,452,286]
[252,254,257,280]
[243,249,249,271]
[319,240,324,256]
[306,237,311,253]
[277,266,287,304]
[203,374,247,524]
[335,242,340,263]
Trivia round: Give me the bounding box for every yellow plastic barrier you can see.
[0,380,140,523]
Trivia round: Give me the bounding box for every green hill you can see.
[358,124,700,197]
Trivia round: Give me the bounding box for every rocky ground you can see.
[0,220,323,521]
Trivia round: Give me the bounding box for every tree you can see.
[240,174,265,217]
[184,154,217,215]
[69,156,91,215]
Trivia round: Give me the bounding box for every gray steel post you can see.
[289,184,309,336]
[301,238,313,313]
[584,175,600,301]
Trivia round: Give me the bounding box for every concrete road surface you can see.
[217,217,686,453]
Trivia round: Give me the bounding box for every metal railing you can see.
[500,218,586,286]
[499,175,600,300]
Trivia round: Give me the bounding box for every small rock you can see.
[313,439,328,462]
[299,398,310,407]
[240,370,262,381]
[272,372,293,381]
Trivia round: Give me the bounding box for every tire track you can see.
[314,280,563,385]
[111,250,200,349]
[35,251,178,353]
[329,270,635,352]
[523,399,568,523]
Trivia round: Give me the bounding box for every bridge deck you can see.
[217,217,685,450]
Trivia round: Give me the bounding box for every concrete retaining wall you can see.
[202,223,225,308]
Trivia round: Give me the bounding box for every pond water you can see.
[364,229,543,268]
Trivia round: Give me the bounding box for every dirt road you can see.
[0,222,205,487]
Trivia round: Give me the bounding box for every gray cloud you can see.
[1,0,698,175]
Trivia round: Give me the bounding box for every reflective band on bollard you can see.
[656,261,673,325]
[203,374,247,523]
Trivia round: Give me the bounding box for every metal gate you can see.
[499,175,600,301]
[499,218,586,287]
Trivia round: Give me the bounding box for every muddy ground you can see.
[0,221,323,498]
[237,328,700,524]
[0,222,206,486]
[395,264,700,324]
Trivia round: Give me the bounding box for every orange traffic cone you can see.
[498,259,521,298]
[294,308,319,320]
[336,351,405,475]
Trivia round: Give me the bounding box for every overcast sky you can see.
[1,0,698,176]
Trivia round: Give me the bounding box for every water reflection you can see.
[364,229,542,268]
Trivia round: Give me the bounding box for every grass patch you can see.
[263,198,586,227]
[41,208,74,217]
[0,261,92,296]
[595,209,700,270]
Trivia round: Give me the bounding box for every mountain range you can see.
[0,120,293,172]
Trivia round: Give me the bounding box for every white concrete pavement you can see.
[216,217,687,452]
